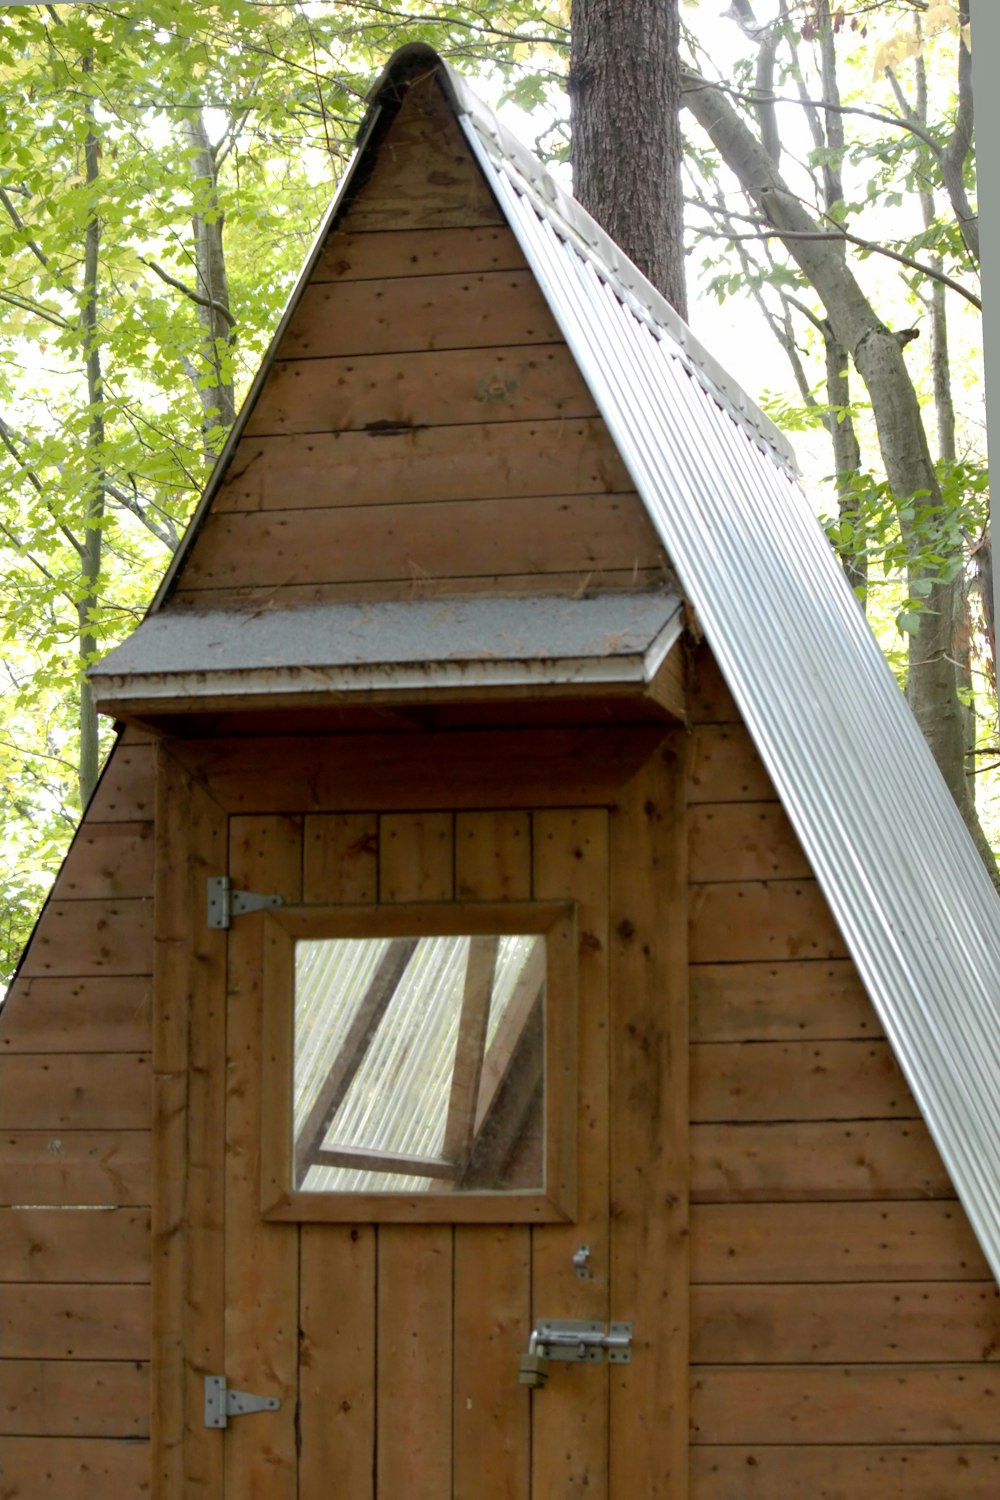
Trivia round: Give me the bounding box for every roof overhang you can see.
[89,592,685,723]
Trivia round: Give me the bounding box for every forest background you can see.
[0,0,990,982]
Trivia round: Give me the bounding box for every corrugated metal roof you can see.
[89,592,682,706]
[444,63,1000,1282]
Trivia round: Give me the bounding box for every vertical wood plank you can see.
[454,811,532,1500]
[609,742,689,1499]
[225,815,302,1500]
[532,807,610,1500]
[153,745,227,1500]
[377,812,454,1500]
[299,813,379,1500]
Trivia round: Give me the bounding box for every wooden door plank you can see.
[0,1208,150,1282]
[453,811,531,1500]
[224,815,302,1500]
[298,812,379,1500]
[0,976,152,1053]
[304,812,378,903]
[0,1130,150,1206]
[692,1119,951,1202]
[0,1283,150,1359]
[609,747,689,1500]
[50,821,154,900]
[532,808,610,1499]
[152,749,228,1500]
[689,960,875,1043]
[690,1364,1000,1444]
[0,1054,150,1129]
[0,1359,149,1437]
[691,1039,916,1122]
[213,418,631,515]
[689,881,847,964]
[691,1280,1000,1364]
[691,1202,990,1282]
[690,1442,1000,1500]
[688,802,809,883]
[176,491,658,593]
[376,812,454,1500]
[0,1436,151,1497]
[17,899,153,979]
[312,226,528,281]
[280,271,561,358]
[243,344,597,438]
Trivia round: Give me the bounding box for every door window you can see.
[261,902,576,1222]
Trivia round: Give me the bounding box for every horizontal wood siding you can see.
[0,733,152,1489]
[169,78,665,612]
[686,644,999,1494]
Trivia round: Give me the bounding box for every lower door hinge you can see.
[207,875,283,929]
[204,1375,281,1429]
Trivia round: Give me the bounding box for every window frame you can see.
[260,900,578,1224]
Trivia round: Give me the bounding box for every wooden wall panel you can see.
[0,1284,150,1359]
[690,960,877,1043]
[176,491,659,595]
[691,1364,1000,1444]
[0,977,151,1053]
[691,1039,916,1122]
[0,1436,151,1497]
[692,1201,991,1283]
[16,899,153,979]
[244,345,597,438]
[692,1444,1000,1500]
[689,880,848,964]
[0,1359,149,1437]
[692,1281,1000,1364]
[336,77,502,233]
[213,418,631,516]
[0,1208,150,1283]
[0,1130,150,1207]
[0,1053,150,1129]
[691,1119,952,1202]
[0,730,154,1482]
[686,642,999,1499]
[312,225,528,281]
[281,269,561,358]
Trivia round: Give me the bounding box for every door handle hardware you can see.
[204,1374,281,1428]
[518,1319,633,1387]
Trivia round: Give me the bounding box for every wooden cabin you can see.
[2,43,999,1500]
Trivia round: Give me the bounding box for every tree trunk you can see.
[569,0,686,316]
[78,57,104,809]
[182,111,236,457]
[682,69,996,875]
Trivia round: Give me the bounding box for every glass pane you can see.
[293,932,546,1194]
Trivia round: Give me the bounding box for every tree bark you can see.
[570,0,686,316]
[182,111,236,458]
[78,57,104,809]
[682,68,996,875]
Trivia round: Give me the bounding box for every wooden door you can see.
[158,740,687,1500]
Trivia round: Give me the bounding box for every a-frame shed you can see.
[2,42,999,1500]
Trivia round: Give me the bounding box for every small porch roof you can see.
[89,591,684,714]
